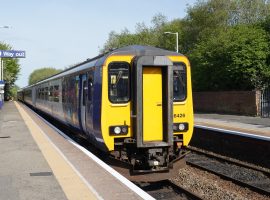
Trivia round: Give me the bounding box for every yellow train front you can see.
[101,46,194,178]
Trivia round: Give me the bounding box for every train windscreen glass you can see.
[173,64,187,101]
[108,62,130,103]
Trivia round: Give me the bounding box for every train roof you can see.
[108,45,182,56]
[23,45,182,88]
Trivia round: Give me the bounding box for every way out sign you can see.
[0,50,26,58]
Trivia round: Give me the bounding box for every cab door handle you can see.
[156,102,162,106]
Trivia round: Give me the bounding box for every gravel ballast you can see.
[171,166,269,200]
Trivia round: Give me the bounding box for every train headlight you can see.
[179,124,185,131]
[121,127,128,134]
[173,123,188,132]
[114,127,121,134]
[109,125,129,135]
[173,124,178,131]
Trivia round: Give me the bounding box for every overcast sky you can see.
[0,0,197,87]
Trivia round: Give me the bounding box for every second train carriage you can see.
[18,45,194,176]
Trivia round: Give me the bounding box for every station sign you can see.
[0,80,4,88]
[0,50,26,58]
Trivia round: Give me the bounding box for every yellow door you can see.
[143,67,163,142]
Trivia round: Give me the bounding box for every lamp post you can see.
[164,31,179,53]
[0,25,10,108]
[0,26,10,29]
[0,25,10,79]
[0,25,10,81]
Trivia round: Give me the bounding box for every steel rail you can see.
[187,146,270,175]
[186,149,270,196]
[136,180,204,200]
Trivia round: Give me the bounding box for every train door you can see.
[143,67,163,141]
[133,56,173,148]
[86,70,94,133]
[80,74,87,132]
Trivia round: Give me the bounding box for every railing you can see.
[261,87,270,118]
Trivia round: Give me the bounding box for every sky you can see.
[0,0,197,87]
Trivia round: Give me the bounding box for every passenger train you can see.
[18,45,194,178]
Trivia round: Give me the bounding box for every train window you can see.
[62,79,66,103]
[82,80,87,106]
[49,86,53,101]
[54,85,59,102]
[45,87,48,101]
[41,88,44,99]
[88,71,94,102]
[108,62,130,103]
[39,88,42,99]
[173,63,187,101]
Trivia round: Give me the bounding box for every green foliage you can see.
[185,0,270,91]
[100,13,168,53]
[262,15,270,32]
[28,68,62,85]
[159,19,183,52]
[183,0,231,51]
[190,25,270,91]
[0,42,21,99]
[230,0,270,25]
[182,0,270,52]
[4,84,20,100]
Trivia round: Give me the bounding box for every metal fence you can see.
[261,87,270,118]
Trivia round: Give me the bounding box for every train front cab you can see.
[101,54,193,177]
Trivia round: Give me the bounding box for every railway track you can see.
[136,180,204,200]
[191,126,270,169]
[186,146,270,196]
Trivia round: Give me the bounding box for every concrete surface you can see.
[195,113,270,137]
[0,102,67,200]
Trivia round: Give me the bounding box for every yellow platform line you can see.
[15,102,99,200]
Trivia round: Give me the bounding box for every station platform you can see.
[195,113,270,138]
[0,102,153,200]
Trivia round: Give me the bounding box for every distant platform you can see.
[195,113,270,139]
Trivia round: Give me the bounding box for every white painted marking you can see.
[28,106,155,200]
[195,124,270,141]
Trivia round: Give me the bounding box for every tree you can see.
[190,25,270,91]
[100,1,270,91]
[28,68,62,85]
[261,15,270,84]
[100,13,168,53]
[230,0,270,25]
[0,42,21,100]
[182,0,270,53]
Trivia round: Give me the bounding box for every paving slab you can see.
[0,102,67,200]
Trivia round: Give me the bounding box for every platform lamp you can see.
[0,25,11,80]
[0,25,11,109]
[164,31,179,53]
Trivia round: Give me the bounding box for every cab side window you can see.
[108,62,130,103]
[173,63,187,101]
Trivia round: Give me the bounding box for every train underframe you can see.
[110,135,188,181]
